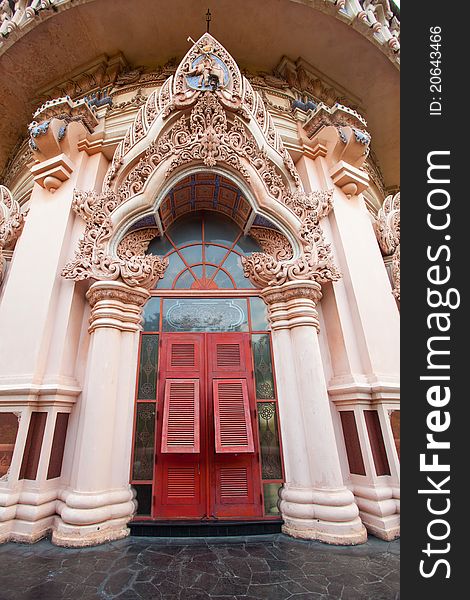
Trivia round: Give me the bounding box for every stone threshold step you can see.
[129,519,283,537]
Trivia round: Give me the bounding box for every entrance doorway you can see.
[154,332,262,519]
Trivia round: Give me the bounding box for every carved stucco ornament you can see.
[0,185,27,285]
[375,191,400,301]
[116,227,159,260]
[242,190,340,289]
[61,190,167,289]
[106,33,301,196]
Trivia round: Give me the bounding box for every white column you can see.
[263,281,366,545]
[296,153,400,540]
[53,280,149,547]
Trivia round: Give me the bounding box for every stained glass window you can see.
[148,212,262,290]
[252,334,275,399]
[132,403,156,481]
[137,335,159,400]
[257,403,282,480]
[263,483,281,516]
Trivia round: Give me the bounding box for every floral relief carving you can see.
[117,91,295,205]
[105,34,302,191]
[0,185,27,285]
[117,228,159,260]
[243,190,340,288]
[249,227,293,261]
[375,191,400,301]
[61,190,168,289]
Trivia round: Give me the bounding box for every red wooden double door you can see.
[154,332,263,519]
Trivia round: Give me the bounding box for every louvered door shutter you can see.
[213,379,254,453]
[161,379,200,453]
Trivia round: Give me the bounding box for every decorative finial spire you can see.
[206,8,211,33]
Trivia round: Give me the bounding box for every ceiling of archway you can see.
[0,0,399,186]
[129,173,280,235]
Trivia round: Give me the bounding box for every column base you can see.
[353,485,400,541]
[360,512,400,541]
[0,516,54,544]
[52,516,130,547]
[280,485,367,545]
[282,516,367,545]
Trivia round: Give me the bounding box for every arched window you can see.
[147,212,262,290]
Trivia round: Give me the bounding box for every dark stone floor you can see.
[0,534,399,600]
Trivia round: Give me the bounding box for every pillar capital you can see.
[28,97,99,193]
[86,280,150,334]
[301,103,371,197]
[262,280,322,332]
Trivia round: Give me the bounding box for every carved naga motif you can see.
[375,191,400,301]
[61,190,167,289]
[242,190,340,288]
[0,185,27,285]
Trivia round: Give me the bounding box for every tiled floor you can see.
[0,534,399,600]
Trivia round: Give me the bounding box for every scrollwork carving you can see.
[117,91,294,204]
[61,190,167,289]
[0,185,27,285]
[116,228,159,259]
[243,190,340,288]
[375,191,400,301]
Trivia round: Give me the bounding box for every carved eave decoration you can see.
[242,190,340,289]
[375,191,400,301]
[62,190,167,289]
[0,185,27,285]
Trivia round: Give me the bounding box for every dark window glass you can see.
[205,244,228,265]
[47,413,69,479]
[263,483,281,516]
[155,252,185,289]
[204,214,239,245]
[19,412,47,480]
[258,403,282,479]
[137,335,159,400]
[142,297,160,332]
[134,484,152,516]
[252,334,275,399]
[179,244,203,264]
[250,297,269,331]
[132,403,156,481]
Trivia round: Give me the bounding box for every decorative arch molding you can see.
[62,34,340,291]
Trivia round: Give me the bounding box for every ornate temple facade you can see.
[0,0,400,547]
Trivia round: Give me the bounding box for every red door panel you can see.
[213,379,254,453]
[154,332,262,520]
[161,379,200,454]
[208,333,263,518]
[154,334,206,518]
